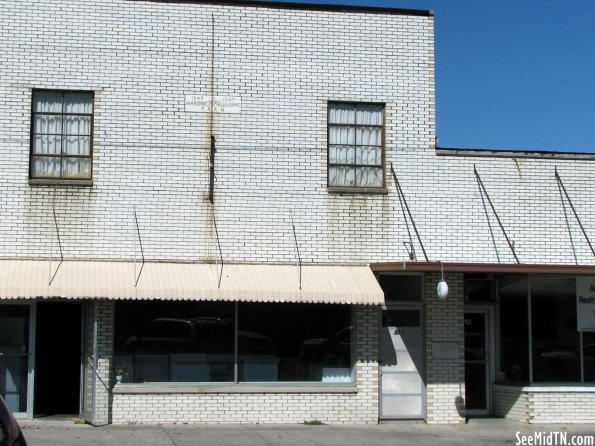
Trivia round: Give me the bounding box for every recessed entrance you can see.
[464,309,491,416]
[34,302,82,416]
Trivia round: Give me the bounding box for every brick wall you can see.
[493,385,595,424]
[492,385,530,423]
[0,0,438,265]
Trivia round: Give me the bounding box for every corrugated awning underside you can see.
[0,260,384,305]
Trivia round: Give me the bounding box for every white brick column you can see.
[424,272,465,424]
[93,300,114,425]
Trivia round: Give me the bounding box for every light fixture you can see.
[437,261,448,299]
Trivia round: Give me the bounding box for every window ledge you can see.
[113,384,358,394]
[327,186,388,195]
[494,383,595,393]
[29,179,93,187]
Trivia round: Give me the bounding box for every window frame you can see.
[327,101,387,193]
[495,274,595,385]
[112,301,356,388]
[29,89,94,185]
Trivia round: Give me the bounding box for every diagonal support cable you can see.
[474,165,519,263]
[555,167,595,257]
[212,206,224,289]
[290,210,302,290]
[48,208,64,286]
[134,209,145,287]
[390,163,428,262]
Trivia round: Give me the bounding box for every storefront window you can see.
[583,332,595,382]
[114,301,235,383]
[238,303,352,382]
[531,277,580,382]
[497,275,593,384]
[498,276,529,382]
[114,301,353,384]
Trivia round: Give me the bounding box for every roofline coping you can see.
[436,147,595,161]
[130,0,434,17]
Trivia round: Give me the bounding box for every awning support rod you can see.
[474,165,520,263]
[555,167,595,256]
[209,135,216,204]
[290,210,302,290]
[212,206,224,289]
[390,163,428,262]
[134,208,145,287]
[48,207,64,286]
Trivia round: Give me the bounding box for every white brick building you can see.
[1,0,594,426]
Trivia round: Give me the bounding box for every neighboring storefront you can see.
[373,265,595,424]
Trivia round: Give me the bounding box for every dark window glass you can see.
[238,303,352,383]
[328,102,384,189]
[30,90,93,181]
[114,302,353,384]
[498,276,529,382]
[465,279,496,302]
[531,277,580,382]
[378,274,422,302]
[114,301,235,383]
[382,309,420,327]
[583,332,595,382]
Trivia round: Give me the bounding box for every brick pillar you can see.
[355,305,380,422]
[93,300,114,425]
[424,272,465,424]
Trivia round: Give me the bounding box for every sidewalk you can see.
[18,418,595,446]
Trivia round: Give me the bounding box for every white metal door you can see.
[379,306,425,419]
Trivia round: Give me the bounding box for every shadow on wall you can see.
[455,395,465,418]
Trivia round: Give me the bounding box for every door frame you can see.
[379,303,426,420]
[464,306,495,416]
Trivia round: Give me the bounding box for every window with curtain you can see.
[328,102,384,189]
[30,90,93,181]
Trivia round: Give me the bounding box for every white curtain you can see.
[32,92,92,178]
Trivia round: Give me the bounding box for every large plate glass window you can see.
[30,90,93,181]
[113,301,353,384]
[328,102,384,189]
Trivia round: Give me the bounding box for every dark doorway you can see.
[35,302,82,416]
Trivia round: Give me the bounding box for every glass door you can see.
[0,305,32,416]
[464,310,490,415]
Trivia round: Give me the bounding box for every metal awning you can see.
[0,260,384,305]
[371,262,595,275]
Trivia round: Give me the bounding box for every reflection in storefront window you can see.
[113,301,353,384]
[582,332,595,382]
[498,276,529,382]
[531,277,580,382]
[497,276,595,384]
[238,303,352,382]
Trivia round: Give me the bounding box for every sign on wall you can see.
[576,277,595,332]
[184,95,241,113]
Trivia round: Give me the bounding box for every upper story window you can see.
[30,90,93,182]
[328,102,384,190]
